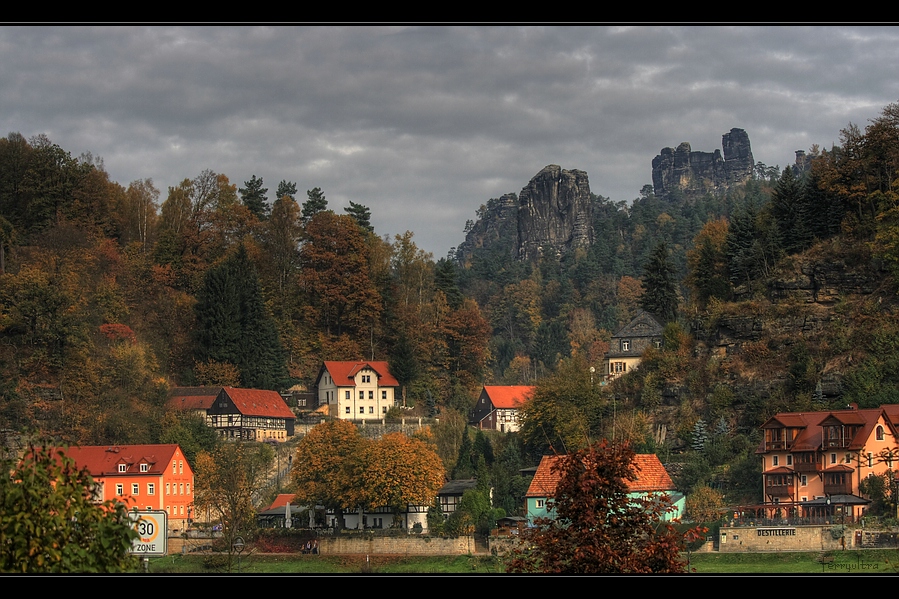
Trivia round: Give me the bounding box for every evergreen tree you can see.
[302,187,328,224]
[194,244,289,389]
[434,258,463,309]
[275,180,298,201]
[638,241,679,323]
[239,175,269,220]
[453,427,475,479]
[344,201,373,233]
[388,330,419,407]
[770,167,810,253]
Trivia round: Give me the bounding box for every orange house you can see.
[756,404,899,522]
[61,444,195,534]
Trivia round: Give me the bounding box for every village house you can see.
[169,387,296,441]
[524,453,684,526]
[255,492,429,532]
[755,403,899,522]
[60,444,194,535]
[314,361,400,421]
[470,385,534,433]
[602,311,665,382]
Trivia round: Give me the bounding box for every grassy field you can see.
[142,549,899,574]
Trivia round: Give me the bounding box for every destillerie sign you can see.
[757,528,796,537]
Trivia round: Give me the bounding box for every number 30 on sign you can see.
[129,511,168,557]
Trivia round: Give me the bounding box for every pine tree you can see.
[770,167,810,253]
[275,180,297,202]
[638,241,679,323]
[302,187,328,224]
[194,244,289,389]
[239,175,269,220]
[344,201,373,233]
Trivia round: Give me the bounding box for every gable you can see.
[319,361,400,388]
[611,311,665,340]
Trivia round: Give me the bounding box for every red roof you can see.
[223,387,295,419]
[757,405,899,454]
[483,386,534,409]
[59,444,185,477]
[266,493,297,511]
[525,453,674,498]
[320,361,400,388]
[166,386,222,411]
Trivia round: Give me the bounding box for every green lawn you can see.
[143,549,899,574]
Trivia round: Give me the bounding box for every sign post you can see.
[129,510,168,558]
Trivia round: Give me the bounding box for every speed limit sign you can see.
[129,511,168,556]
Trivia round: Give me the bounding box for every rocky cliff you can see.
[456,165,594,265]
[652,128,754,200]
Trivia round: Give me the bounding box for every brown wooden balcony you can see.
[793,461,821,473]
[765,484,794,498]
[824,482,852,495]
[765,441,792,451]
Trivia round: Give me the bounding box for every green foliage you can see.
[0,440,139,573]
[301,187,328,224]
[639,241,679,323]
[239,175,269,220]
[344,201,373,233]
[193,244,289,389]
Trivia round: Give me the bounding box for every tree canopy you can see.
[507,440,692,574]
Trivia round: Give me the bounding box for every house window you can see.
[830,454,837,465]
[360,406,365,414]
[132,483,139,495]
[148,484,155,496]
[622,340,631,352]
[877,425,885,441]
[382,391,387,400]
[345,406,350,414]
[116,484,124,496]
[345,391,350,400]
[359,391,364,400]
[118,463,127,473]
[166,483,170,495]
[186,484,190,496]
[382,406,388,414]
[868,453,874,468]
[369,406,374,414]
[801,475,808,487]
[140,463,149,473]
[772,456,779,467]
[536,499,545,509]
[368,391,373,399]
[786,455,793,466]
[180,483,184,495]
[173,461,177,474]
[179,461,183,474]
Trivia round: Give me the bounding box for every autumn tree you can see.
[1,441,139,573]
[358,432,445,528]
[686,218,730,307]
[194,442,274,572]
[298,211,382,339]
[507,440,691,574]
[291,420,367,531]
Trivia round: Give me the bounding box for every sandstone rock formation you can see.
[516,165,594,262]
[651,128,754,200]
[456,165,594,264]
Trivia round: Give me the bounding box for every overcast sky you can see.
[3,25,898,258]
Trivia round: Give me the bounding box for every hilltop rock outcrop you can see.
[652,128,754,200]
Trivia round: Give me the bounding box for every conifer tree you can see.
[194,244,289,389]
[239,175,269,220]
[302,187,328,224]
[638,241,679,323]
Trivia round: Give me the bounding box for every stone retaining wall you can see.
[719,525,849,552]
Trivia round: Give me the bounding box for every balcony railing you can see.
[824,482,852,495]
[793,461,821,473]
[765,484,794,498]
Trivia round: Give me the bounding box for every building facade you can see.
[471,386,534,433]
[602,311,664,382]
[757,404,899,522]
[203,387,296,441]
[61,444,195,534]
[315,361,400,421]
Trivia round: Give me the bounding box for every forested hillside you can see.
[4,99,899,512]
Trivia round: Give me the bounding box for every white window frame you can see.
[118,463,127,473]
[148,483,155,496]
[140,463,149,473]
[132,483,139,496]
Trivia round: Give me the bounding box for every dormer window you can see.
[118,463,127,473]
[622,340,630,352]
[140,463,149,473]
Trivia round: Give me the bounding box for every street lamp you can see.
[232,536,245,573]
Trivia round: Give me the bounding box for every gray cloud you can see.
[3,24,898,257]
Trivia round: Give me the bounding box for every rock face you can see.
[651,128,754,200]
[456,165,594,264]
[516,165,594,262]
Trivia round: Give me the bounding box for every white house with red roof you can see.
[471,385,535,433]
[201,387,296,441]
[314,361,400,421]
[60,444,194,535]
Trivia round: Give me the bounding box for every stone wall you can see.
[718,525,850,552]
[318,535,477,555]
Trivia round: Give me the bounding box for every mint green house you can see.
[525,454,685,526]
